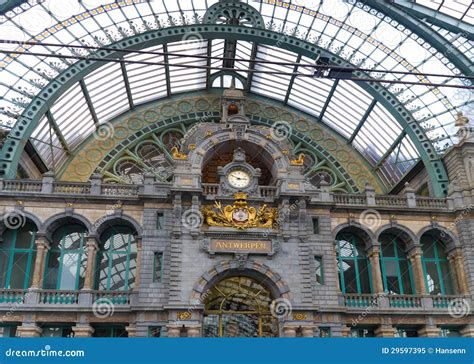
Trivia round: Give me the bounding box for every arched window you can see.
[95,226,137,291]
[336,233,372,294]
[43,225,87,290]
[421,234,454,295]
[0,222,37,289]
[379,234,414,295]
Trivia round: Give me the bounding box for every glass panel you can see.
[10,253,30,289]
[43,251,60,289]
[358,259,371,294]
[342,259,358,294]
[425,261,441,295]
[221,314,259,338]
[399,260,413,294]
[383,260,401,294]
[439,261,454,295]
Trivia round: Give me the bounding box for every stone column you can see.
[367,245,384,294]
[301,327,315,337]
[134,237,142,291]
[125,324,137,338]
[31,235,50,289]
[83,236,99,290]
[341,326,351,337]
[407,247,426,295]
[17,323,42,337]
[186,326,201,337]
[460,325,474,338]
[72,324,95,338]
[166,326,181,338]
[375,325,394,338]
[418,326,440,337]
[448,249,469,294]
[282,326,297,337]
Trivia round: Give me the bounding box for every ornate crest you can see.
[202,193,277,230]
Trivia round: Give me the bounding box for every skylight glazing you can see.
[0,0,471,190]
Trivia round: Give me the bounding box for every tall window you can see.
[336,233,372,294]
[43,225,87,290]
[95,226,137,291]
[0,222,37,289]
[379,234,414,295]
[314,256,324,285]
[421,235,454,295]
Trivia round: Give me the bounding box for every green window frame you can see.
[95,226,137,291]
[421,235,454,295]
[43,225,87,291]
[148,326,162,337]
[379,235,415,295]
[312,218,320,234]
[153,252,163,283]
[440,328,460,337]
[40,325,74,337]
[314,256,324,285]
[0,325,18,337]
[336,234,373,294]
[156,212,164,230]
[0,222,37,290]
[319,327,331,338]
[92,325,128,337]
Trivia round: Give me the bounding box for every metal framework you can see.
[0,0,471,196]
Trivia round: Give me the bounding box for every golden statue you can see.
[202,193,278,230]
[170,146,188,160]
[290,153,305,166]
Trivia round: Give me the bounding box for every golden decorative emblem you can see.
[170,146,187,160]
[293,313,307,321]
[188,144,196,151]
[290,153,305,166]
[15,200,23,206]
[202,193,278,230]
[177,311,192,320]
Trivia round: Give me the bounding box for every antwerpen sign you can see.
[211,240,272,254]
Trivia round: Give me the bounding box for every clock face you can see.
[227,169,251,189]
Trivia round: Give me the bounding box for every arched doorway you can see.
[203,276,279,337]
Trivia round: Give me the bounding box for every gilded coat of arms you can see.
[202,193,277,229]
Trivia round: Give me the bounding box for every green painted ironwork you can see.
[421,235,454,296]
[0,222,36,290]
[43,225,86,291]
[0,25,450,195]
[379,234,415,295]
[336,233,373,295]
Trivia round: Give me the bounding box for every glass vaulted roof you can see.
[0,0,472,190]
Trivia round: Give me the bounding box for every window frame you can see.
[336,234,373,294]
[421,235,454,295]
[153,252,164,283]
[0,224,37,290]
[314,255,324,285]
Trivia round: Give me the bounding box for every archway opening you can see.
[202,276,279,338]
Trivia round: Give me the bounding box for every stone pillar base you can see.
[301,327,315,337]
[17,324,42,337]
[418,326,440,337]
[460,325,474,338]
[375,325,394,338]
[126,325,137,338]
[166,326,181,338]
[282,326,297,337]
[186,326,201,337]
[72,324,95,338]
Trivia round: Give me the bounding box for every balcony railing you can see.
[39,290,79,305]
[0,289,26,304]
[0,177,454,211]
[93,290,131,305]
[343,293,470,311]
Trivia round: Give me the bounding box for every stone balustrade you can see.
[342,293,471,312]
[0,177,456,211]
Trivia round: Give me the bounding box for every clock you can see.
[227,169,251,189]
